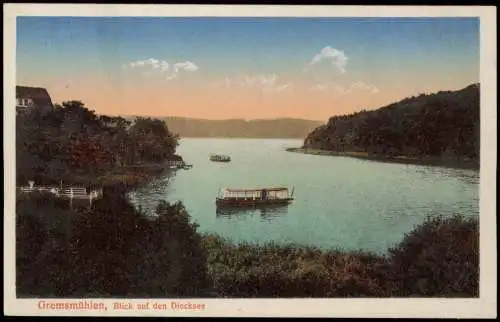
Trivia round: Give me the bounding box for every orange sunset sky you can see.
[17,17,479,122]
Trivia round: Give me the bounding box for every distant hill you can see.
[303,83,480,162]
[121,117,323,139]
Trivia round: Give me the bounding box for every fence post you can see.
[70,188,74,209]
[69,191,73,209]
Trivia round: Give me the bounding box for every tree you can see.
[129,117,180,163]
[16,99,181,184]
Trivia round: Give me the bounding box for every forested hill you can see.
[122,117,323,138]
[303,83,480,162]
[164,117,324,138]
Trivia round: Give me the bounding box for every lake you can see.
[128,138,479,254]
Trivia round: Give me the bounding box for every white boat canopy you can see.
[219,187,291,199]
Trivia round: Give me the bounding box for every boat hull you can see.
[216,197,293,207]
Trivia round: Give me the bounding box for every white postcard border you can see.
[3,4,497,318]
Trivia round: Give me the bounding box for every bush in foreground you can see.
[386,215,479,297]
[16,189,209,298]
[201,215,479,298]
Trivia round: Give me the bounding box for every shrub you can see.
[386,215,479,297]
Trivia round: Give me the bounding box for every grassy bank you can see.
[201,215,479,297]
[286,147,479,170]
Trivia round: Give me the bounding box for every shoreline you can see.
[285,147,479,170]
[94,162,182,191]
[33,162,179,192]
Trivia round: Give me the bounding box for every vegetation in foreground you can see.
[202,215,478,298]
[16,187,209,298]
[16,189,479,298]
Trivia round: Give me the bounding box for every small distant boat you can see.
[210,154,231,162]
[216,187,294,207]
[166,160,193,170]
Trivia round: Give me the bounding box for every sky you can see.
[16,17,479,121]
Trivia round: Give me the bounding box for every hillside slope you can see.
[119,116,322,139]
[156,117,323,138]
[303,84,480,162]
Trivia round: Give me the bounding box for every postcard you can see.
[3,4,497,318]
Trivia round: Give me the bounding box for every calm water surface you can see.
[128,138,479,254]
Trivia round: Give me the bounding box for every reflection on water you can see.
[216,204,289,222]
[127,170,178,216]
[128,138,479,253]
[413,165,479,185]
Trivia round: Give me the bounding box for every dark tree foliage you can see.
[304,84,480,161]
[386,215,479,297]
[16,188,209,298]
[129,117,180,163]
[16,101,180,185]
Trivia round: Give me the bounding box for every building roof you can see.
[16,86,53,109]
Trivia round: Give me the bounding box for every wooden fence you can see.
[17,181,103,206]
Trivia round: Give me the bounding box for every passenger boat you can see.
[216,187,294,207]
[210,154,231,162]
